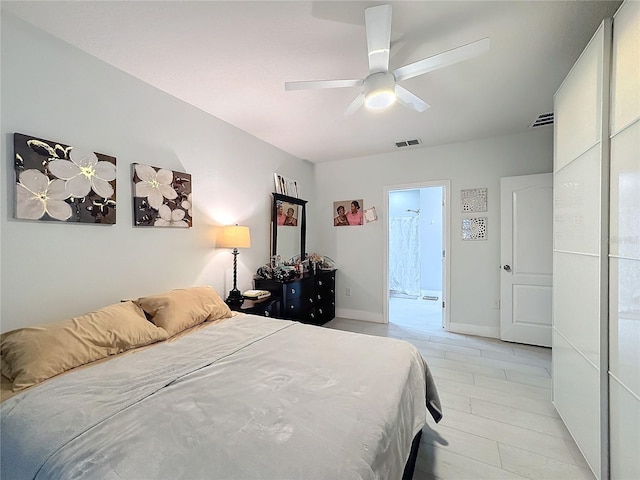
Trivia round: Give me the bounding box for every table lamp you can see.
[218,224,251,306]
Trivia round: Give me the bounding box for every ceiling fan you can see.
[285,4,490,116]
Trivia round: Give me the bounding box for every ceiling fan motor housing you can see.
[364,71,396,110]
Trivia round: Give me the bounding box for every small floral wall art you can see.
[14,133,117,224]
[133,163,192,228]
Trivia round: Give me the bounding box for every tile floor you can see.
[325,297,595,480]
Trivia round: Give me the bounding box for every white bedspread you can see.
[1,314,439,480]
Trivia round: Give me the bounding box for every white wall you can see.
[0,13,314,332]
[314,128,553,335]
[419,187,444,292]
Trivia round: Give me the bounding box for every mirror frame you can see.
[272,193,307,262]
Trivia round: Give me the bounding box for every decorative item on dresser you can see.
[254,268,336,325]
[217,224,251,307]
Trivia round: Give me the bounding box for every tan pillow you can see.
[0,301,169,391]
[135,286,232,337]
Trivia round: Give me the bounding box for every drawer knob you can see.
[290,288,296,294]
[264,311,270,317]
[318,281,323,286]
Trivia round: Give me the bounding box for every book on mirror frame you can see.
[243,290,271,299]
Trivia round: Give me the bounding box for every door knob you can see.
[503,265,511,272]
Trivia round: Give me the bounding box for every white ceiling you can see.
[2,1,621,163]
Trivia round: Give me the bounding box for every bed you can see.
[1,287,442,480]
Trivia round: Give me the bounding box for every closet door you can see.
[608,2,640,479]
[553,19,611,479]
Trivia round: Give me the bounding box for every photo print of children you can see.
[277,201,299,226]
[333,199,364,226]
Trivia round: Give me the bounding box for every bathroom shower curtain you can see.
[389,216,421,297]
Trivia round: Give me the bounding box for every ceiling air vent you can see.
[530,112,554,128]
[395,138,422,148]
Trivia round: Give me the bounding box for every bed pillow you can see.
[0,301,169,392]
[134,286,232,337]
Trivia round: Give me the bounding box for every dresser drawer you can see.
[315,272,335,296]
[283,296,311,317]
[284,283,303,299]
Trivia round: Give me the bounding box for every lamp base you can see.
[225,289,244,307]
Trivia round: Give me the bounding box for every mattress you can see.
[1,314,441,480]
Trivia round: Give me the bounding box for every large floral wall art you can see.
[14,133,117,224]
[132,163,192,228]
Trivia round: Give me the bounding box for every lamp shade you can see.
[218,225,251,249]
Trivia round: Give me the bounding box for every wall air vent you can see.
[530,112,554,128]
[395,138,422,148]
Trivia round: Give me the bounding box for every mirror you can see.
[272,193,307,263]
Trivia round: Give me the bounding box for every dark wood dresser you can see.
[254,269,336,325]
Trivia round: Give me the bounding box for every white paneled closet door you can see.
[608,1,640,479]
[553,17,611,480]
[554,2,639,479]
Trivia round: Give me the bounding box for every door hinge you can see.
[442,301,445,309]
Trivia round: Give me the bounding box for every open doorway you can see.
[384,181,450,330]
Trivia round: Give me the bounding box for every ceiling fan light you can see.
[363,71,396,111]
[365,89,396,110]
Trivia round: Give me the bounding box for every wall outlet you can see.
[346,288,351,296]
[492,300,500,309]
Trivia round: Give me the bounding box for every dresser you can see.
[254,269,336,325]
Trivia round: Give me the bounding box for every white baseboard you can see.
[335,308,385,324]
[448,322,499,339]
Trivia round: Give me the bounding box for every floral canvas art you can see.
[13,133,117,224]
[132,163,192,227]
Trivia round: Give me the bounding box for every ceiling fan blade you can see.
[393,37,490,83]
[285,79,362,91]
[365,4,392,73]
[395,85,430,112]
[343,93,364,118]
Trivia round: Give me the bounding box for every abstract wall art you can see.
[132,163,192,227]
[461,187,488,212]
[461,217,488,240]
[13,133,117,224]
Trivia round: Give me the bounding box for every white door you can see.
[500,173,553,347]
